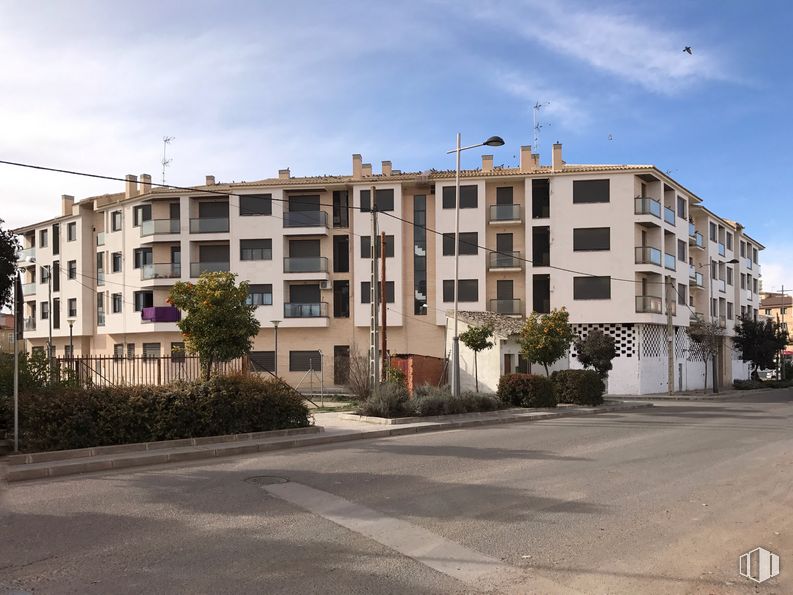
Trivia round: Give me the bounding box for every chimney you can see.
[125,174,139,198]
[532,153,540,169]
[481,155,494,173]
[205,175,215,186]
[278,168,290,180]
[520,146,534,172]
[382,160,392,176]
[352,154,362,179]
[139,173,152,193]
[61,194,74,216]
[552,142,563,172]
[362,163,372,177]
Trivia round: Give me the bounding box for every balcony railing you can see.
[21,282,36,295]
[489,204,521,222]
[97,310,105,326]
[97,270,105,286]
[488,251,522,269]
[692,271,703,287]
[689,222,696,238]
[141,218,180,236]
[634,197,661,218]
[284,302,328,318]
[283,256,329,273]
[664,253,676,271]
[190,261,230,277]
[715,278,726,293]
[96,232,105,246]
[746,290,753,302]
[141,306,181,323]
[489,298,522,315]
[141,263,182,280]
[24,317,36,331]
[663,207,675,225]
[745,257,753,270]
[283,211,328,228]
[693,232,704,248]
[189,217,229,233]
[718,315,727,328]
[718,242,726,256]
[636,295,663,314]
[17,247,36,262]
[635,246,662,266]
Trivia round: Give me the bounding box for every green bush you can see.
[551,369,605,406]
[733,379,765,390]
[497,373,556,408]
[413,391,503,417]
[358,382,410,417]
[766,379,793,389]
[1,374,310,452]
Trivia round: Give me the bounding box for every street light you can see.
[446,133,505,397]
[698,257,739,393]
[271,320,281,376]
[66,317,76,357]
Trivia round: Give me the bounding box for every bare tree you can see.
[687,318,725,393]
[346,350,371,402]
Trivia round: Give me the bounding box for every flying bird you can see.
[608,134,613,141]
[683,46,692,54]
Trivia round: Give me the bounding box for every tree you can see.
[687,318,725,392]
[0,219,20,309]
[733,316,788,379]
[575,329,617,379]
[168,272,260,380]
[459,324,494,392]
[519,308,574,377]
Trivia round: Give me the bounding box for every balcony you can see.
[692,232,704,248]
[141,263,182,280]
[663,207,675,225]
[746,290,753,302]
[97,270,105,286]
[284,302,328,318]
[17,247,35,262]
[636,295,663,314]
[489,204,521,224]
[745,257,753,270]
[97,310,105,326]
[718,315,727,328]
[283,256,328,273]
[96,232,105,246]
[190,261,230,277]
[489,298,522,315]
[689,222,696,238]
[664,253,676,271]
[635,246,661,266]
[24,317,36,331]
[691,271,704,288]
[635,197,661,218]
[21,282,36,296]
[718,242,726,257]
[141,306,181,323]
[283,211,328,228]
[141,218,180,236]
[714,278,726,293]
[488,251,522,270]
[189,217,229,233]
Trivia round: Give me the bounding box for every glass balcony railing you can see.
[283,256,328,273]
[97,310,106,326]
[694,232,704,248]
[17,247,36,262]
[21,282,36,295]
[718,242,726,256]
[283,211,328,228]
[635,246,662,266]
[190,261,230,277]
[141,218,180,236]
[689,222,696,238]
[664,253,676,271]
[745,257,753,270]
[663,207,675,225]
[24,317,36,331]
[489,204,521,222]
[489,299,521,315]
[284,302,328,318]
[636,295,663,314]
[97,270,105,286]
[692,272,703,287]
[141,306,181,323]
[141,263,182,280]
[189,217,229,233]
[746,290,753,302]
[96,232,105,246]
[715,278,726,293]
[488,251,522,269]
[689,264,696,279]
[634,197,661,218]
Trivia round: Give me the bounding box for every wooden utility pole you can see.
[667,276,675,395]
[381,231,388,381]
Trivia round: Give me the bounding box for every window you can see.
[709,222,717,241]
[572,179,610,203]
[52,261,60,292]
[740,241,746,257]
[67,221,77,241]
[133,204,152,227]
[573,276,611,299]
[753,247,758,264]
[40,266,49,284]
[333,280,350,318]
[133,291,154,312]
[68,298,77,317]
[52,224,60,255]
[442,185,478,209]
[239,194,272,216]
[112,293,122,313]
[171,342,186,362]
[573,228,610,251]
[290,350,322,372]
[111,252,122,273]
[67,260,77,279]
[249,351,275,372]
[113,344,124,359]
[532,179,550,218]
[127,343,135,358]
[727,267,733,286]
[677,196,686,219]
[360,235,395,258]
[753,278,758,293]
[678,283,686,305]
[782,307,788,315]
[360,188,394,212]
[727,302,734,320]
[64,345,73,358]
[726,232,733,251]
[442,233,455,256]
[361,281,395,304]
[39,229,48,247]
[332,190,349,228]
[142,343,161,359]
[333,235,350,273]
[97,293,105,326]
[96,253,105,286]
[496,187,513,204]
[442,279,478,302]
[246,284,273,306]
[413,195,427,315]
[677,239,686,262]
[52,298,60,329]
[240,239,272,261]
[740,274,746,290]
[133,248,153,269]
[111,210,122,231]
[442,232,478,255]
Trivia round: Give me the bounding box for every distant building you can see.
[760,293,793,355]
[0,312,14,353]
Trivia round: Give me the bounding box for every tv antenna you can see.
[161,136,174,185]
[532,101,550,154]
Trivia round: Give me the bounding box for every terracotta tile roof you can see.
[452,311,525,338]
[760,295,793,308]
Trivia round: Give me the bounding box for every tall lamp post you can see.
[446,133,504,397]
[699,257,739,393]
[66,317,76,356]
[271,320,281,376]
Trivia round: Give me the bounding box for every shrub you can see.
[2,374,310,452]
[459,392,503,413]
[385,366,406,387]
[551,369,605,406]
[413,384,449,398]
[358,382,410,418]
[733,379,765,390]
[766,379,793,389]
[410,390,503,417]
[497,373,556,408]
[346,352,371,402]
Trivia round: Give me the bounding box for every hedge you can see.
[551,369,605,406]
[497,373,556,408]
[0,374,310,452]
[357,384,505,418]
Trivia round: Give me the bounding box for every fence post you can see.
[157,357,162,385]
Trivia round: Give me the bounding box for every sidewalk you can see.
[616,386,790,401]
[2,400,651,483]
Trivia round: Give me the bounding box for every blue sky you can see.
[1,0,791,289]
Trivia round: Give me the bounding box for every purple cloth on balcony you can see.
[141,306,181,323]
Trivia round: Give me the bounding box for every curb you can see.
[3,402,651,483]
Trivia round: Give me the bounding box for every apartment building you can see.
[15,143,763,394]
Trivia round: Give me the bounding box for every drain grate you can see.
[245,475,289,486]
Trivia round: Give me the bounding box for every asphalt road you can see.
[2,391,793,594]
